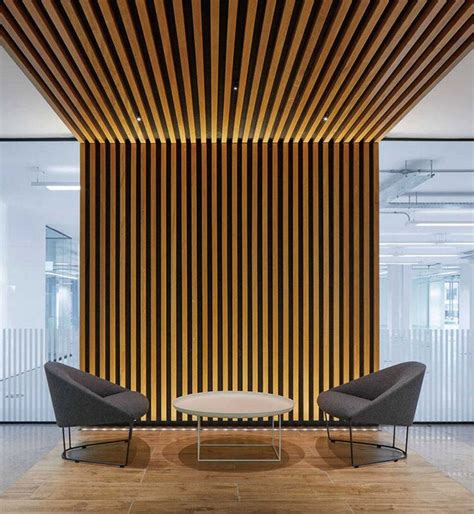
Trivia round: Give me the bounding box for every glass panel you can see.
[0,141,80,421]
[45,226,79,366]
[379,140,474,421]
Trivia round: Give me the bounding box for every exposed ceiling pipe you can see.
[380,211,412,222]
[379,160,434,207]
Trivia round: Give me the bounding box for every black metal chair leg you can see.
[122,421,134,468]
[324,413,409,468]
[349,421,356,467]
[61,421,135,468]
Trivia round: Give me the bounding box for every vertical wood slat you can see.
[80,141,379,424]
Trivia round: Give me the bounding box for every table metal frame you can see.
[196,414,283,463]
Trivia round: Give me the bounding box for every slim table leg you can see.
[271,416,275,450]
[197,416,201,461]
[278,414,282,461]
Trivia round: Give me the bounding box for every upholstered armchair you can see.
[45,361,149,467]
[317,361,426,467]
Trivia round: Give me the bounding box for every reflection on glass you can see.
[45,226,79,367]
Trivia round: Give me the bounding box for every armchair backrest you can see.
[336,361,427,425]
[334,362,426,401]
[44,361,129,427]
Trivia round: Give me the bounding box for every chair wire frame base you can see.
[324,413,409,468]
[196,415,282,463]
[61,421,134,468]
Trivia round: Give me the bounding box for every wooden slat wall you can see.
[1,0,472,143]
[81,141,378,424]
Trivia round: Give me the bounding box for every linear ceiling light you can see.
[414,222,474,227]
[380,242,474,246]
[397,254,458,258]
[379,262,419,265]
[31,181,80,191]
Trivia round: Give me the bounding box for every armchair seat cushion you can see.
[105,390,149,420]
[317,390,371,420]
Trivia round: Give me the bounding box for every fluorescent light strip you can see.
[379,262,419,265]
[46,271,78,280]
[46,185,80,191]
[381,254,458,258]
[414,222,474,227]
[32,181,80,191]
[398,254,458,258]
[380,242,474,246]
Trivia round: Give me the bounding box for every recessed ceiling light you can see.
[323,115,329,121]
[136,116,142,122]
[233,86,238,91]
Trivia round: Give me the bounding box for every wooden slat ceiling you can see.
[1,0,472,143]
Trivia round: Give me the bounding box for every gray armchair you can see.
[317,361,426,467]
[45,361,149,467]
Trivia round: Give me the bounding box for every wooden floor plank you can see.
[1,430,471,513]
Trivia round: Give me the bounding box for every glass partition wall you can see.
[0,141,80,421]
[46,226,79,366]
[379,140,474,422]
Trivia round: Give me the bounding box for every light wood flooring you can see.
[1,428,472,513]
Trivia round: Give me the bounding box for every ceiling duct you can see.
[380,161,434,208]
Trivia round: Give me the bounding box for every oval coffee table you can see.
[173,391,294,462]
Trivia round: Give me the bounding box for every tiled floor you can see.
[0,424,62,493]
[0,423,472,500]
[401,424,474,493]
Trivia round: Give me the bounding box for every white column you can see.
[428,280,444,328]
[387,265,412,330]
[459,262,474,329]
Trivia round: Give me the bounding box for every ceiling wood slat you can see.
[326,0,436,143]
[26,0,118,143]
[304,0,409,142]
[0,28,85,142]
[272,0,351,143]
[373,37,473,141]
[154,0,190,142]
[1,7,96,142]
[353,1,473,141]
[261,0,315,143]
[241,0,277,142]
[370,31,474,141]
[284,0,358,143]
[250,0,295,143]
[4,0,105,142]
[55,0,134,142]
[98,0,155,141]
[79,0,146,142]
[117,0,167,142]
[2,0,470,142]
[231,0,257,143]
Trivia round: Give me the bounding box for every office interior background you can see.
[0,1,473,510]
